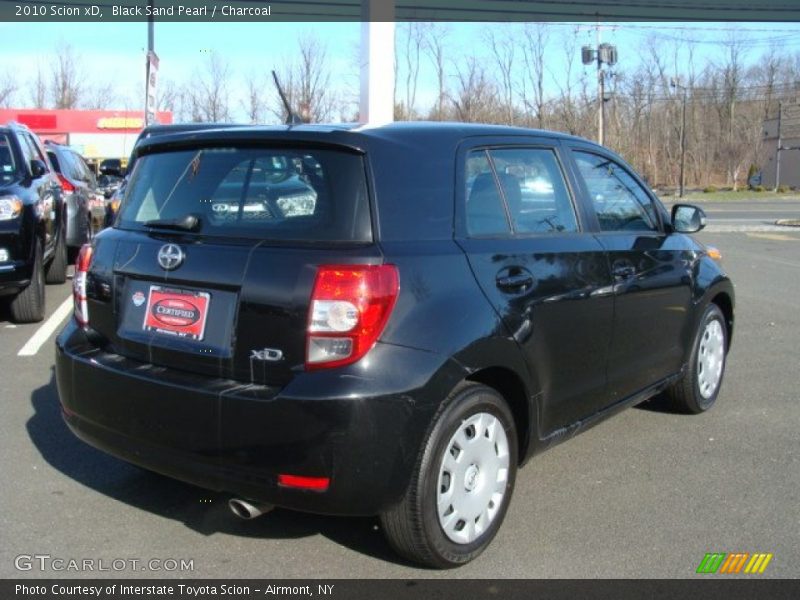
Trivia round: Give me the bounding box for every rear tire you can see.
[665,303,728,414]
[46,231,67,284]
[10,243,45,323]
[380,383,518,568]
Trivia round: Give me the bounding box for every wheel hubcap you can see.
[437,412,510,545]
[697,319,725,399]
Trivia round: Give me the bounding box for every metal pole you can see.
[775,102,782,191]
[598,67,605,146]
[145,0,155,125]
[679,87,687,198]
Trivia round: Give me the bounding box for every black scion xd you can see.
[56,123,734,568]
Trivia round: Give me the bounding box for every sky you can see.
[2,21,800,122]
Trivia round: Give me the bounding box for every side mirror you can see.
[29,159,47,178]
[671,204,706,233]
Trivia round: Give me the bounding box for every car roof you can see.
[135,121,597,157]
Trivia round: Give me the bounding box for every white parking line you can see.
[17,296,73,357]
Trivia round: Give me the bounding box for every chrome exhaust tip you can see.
[228,498,274,520]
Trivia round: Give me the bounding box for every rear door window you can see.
[0,134,16,184]
[488,148,578,234]
[118,146,372,243]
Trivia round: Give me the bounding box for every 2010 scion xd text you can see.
[56,122,734,568]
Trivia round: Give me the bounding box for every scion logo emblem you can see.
[157,244,184,271]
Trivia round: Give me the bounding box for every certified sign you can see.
[143,286,210,341]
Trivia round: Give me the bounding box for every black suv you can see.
[1,122,67,322]
[56,123,734,567]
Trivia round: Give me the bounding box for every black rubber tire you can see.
[665,303,728,414]
[46,230,68,284]
[10,243,45,323]
[380,382,518,568]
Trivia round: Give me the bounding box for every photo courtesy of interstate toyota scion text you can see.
[55,122,734,568]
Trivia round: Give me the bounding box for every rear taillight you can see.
[57,173,75,193]
[306,264,399,370]
[73,244,93,327]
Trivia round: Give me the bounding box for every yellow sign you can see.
[97,117,143,130]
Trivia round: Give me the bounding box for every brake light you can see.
[73,244,93,327]
[57,173,75,193]
[306,264,399,370]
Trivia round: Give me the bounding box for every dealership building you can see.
[0,108,172,165]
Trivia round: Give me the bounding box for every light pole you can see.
[671,78,688,198]
[144,0,158,126]
[582,41,617,146]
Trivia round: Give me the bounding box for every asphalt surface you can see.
[1,207,798,579]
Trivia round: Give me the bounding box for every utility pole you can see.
[144,0,158,126]
[582,29,617,146]
[775,102,782,191]
[671,78,688,198]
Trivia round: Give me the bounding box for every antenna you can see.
[271,70,304,125]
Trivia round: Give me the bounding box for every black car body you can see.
[56,123,734,567]
[1,122,67,322]
[45,141,98,258]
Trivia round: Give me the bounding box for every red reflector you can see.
[57,173,75,193]
[277,474,330,491]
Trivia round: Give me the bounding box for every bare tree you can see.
[520,23,549,128]
[50,42,82,109]
[273,34,336,123]
[0,70,17,108]
[81,82,117,110]
[186,53,232,122]
[485,25,516,124]
[28,63,48,108]
[396,22,428,120]
[450,57,498,123]
[242,72,269,124]
[424,23,449,120]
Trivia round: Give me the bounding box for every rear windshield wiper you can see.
[144,214,201,232]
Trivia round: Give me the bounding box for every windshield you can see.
[0,134,18,184]
[117,146,372,243]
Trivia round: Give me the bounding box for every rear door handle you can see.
[496,268,534,293]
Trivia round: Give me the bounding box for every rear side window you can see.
[47,150,62,173]
[465,147,577,237]
[573,151,658,232]
[488,148,577,234]
[0,134,18,183]
[465,151,511,236]
[118,146,372,243]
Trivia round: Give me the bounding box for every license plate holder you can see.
[143,286,211,341]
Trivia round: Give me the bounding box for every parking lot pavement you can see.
[1,231,798,579]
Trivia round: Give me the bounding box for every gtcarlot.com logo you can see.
[14,554,194,572]
[696,552,773,574]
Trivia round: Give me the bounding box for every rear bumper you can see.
[55,320,463,516]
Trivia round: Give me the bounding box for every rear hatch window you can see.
[117,146,372,243]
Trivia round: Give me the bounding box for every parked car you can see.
[98,158,125,178]
[0,123,67,322]
[45,142,99,263]
[55,123,734,567]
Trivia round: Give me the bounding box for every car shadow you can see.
[634,391,677,414]
[27,369,413,568]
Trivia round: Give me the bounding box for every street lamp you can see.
[671,78,688,198]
